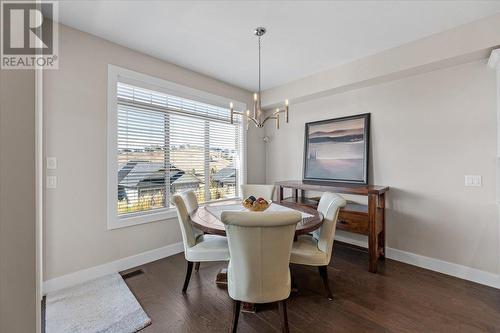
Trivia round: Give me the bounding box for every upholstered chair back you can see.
[172,191,200,251]
[221,211,301,304]
[312,192,347,261]
[182,190,199,214]
[240,184,276,200]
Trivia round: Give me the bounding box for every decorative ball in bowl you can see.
[242,196,271,212]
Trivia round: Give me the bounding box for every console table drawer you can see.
[337,211,369,235]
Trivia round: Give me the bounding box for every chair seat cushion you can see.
[290,235,329,266]
[185,234,230,262]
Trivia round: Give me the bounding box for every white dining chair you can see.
[172,190,230,293]
[289,192,346,300]
[221,210,302,333]
[240,184,276,200]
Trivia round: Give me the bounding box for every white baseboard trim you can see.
[43,241,184,295]
[334,235,500,289]
[335,234,368,249]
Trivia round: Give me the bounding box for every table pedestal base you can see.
[241,302,256,313]
[215,268,227,286]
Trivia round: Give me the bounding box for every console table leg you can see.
[378,193,386,259]
[368,194,379,273]
[368,241,378,273]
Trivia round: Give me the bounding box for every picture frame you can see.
[303,113,370,184]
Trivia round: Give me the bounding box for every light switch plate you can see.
[464,175,481,187]
[47,157,57,169]
[46,176,57,189]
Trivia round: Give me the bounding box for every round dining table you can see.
[190,199,324,236]
[189,199,323,313]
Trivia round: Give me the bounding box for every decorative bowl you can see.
[242,199,272,212]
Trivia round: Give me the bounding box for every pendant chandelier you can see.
[230,27,289,129]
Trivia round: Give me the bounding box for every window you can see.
[108,66,246,229]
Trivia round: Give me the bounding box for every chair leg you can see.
[182,261,193,293]
[318,265,333,300]
[290,269,298,293]
[195,262,201,272]
[278,300,289,333]
[231,300,241,333]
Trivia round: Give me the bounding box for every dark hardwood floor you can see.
[122,242,500,332]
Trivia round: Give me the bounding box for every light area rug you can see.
[46,273,151,333]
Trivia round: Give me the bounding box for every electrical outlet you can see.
[47,157,57,169]
[464,175,481,187]
[46,176,57,189]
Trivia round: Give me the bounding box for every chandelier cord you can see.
[258,35,261,97]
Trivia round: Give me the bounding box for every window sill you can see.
[108,208,177,230]
[107,197,241,230]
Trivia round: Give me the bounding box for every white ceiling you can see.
[53,1,500,91]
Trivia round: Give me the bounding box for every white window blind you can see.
[116,82,243,217]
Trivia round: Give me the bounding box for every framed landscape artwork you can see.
[303,113,370,184]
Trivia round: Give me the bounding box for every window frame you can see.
[107,65,247,230]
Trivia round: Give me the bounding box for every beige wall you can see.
[262,13,500,108]
[265,60,499,274]
[43,24,263,280]
[0,70,37,331]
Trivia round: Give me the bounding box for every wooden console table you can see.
[275,180,389,273]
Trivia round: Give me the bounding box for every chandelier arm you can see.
[261,115,278,125]
[242,114,260,127]
[249,117,260,127]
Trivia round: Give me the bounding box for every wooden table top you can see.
[190,200,324,236]
[275,180,389,195]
